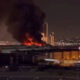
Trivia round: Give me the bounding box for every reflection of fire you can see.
[24,33,42,46]
[54,51,80,66]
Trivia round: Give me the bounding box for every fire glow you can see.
[24,33,42,46]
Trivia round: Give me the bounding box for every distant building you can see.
[42,22,48,43]
[41,33,47,42]
[49,32,55,46]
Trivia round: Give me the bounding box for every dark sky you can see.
[34,0,80,40]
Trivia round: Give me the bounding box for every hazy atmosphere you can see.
[0,0,80,41]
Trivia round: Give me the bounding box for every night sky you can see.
[34,0,80,40]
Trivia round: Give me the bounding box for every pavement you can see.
[0,66,80,80]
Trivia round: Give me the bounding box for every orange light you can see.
[23,33,42,46]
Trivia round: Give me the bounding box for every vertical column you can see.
[22,55,25,64]
[9,53,19,71]
[78,50,80,59]
[49,32,54,46]
[45,52,48,59]
[32,55,35,64]
[46,22,48,43]
[47,52,50,58]
[48,52,54,59]
[43,22,48,43]
[61,51,64,59]
[15,53,19,70]
[49,52,53,59]
[10,56,14,66]
[47,52,54,65]
[69,51,72,60]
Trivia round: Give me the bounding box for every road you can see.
[0,66,80,80]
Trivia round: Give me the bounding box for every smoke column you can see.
[0,0,45,42]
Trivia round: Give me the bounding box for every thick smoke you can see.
[6,0,45,43]
[0,0,45,42]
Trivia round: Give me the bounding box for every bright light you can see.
[44,58,60,63]
[78,46,80,50]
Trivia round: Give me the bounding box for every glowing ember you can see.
[24,33,42,46]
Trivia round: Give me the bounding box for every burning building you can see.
[0,0,46,46]
[0,0,48,69]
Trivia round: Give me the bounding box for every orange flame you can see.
[24,33,42,46]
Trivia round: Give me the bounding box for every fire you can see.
[24,33,42,46]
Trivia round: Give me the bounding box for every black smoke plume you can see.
[6,0,46,43]
[0,0,45,43]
